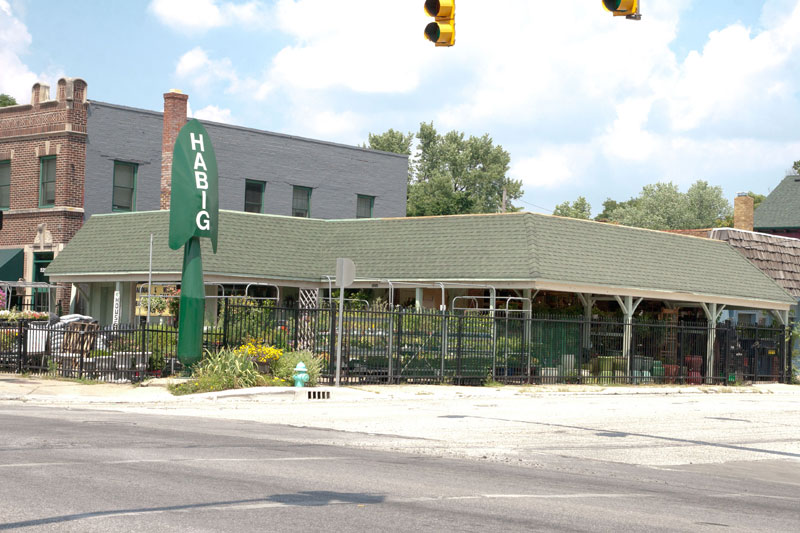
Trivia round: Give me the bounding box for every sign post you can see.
[112,290,121,326]
[334,258,355,387]
[168,119,219,367]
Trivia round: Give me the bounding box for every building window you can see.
[0,160,9,210]
[244,180,265,213]
[357,195,374,219]
[292,186,311,218]
[113,161,137,211]
[39,156,56,207]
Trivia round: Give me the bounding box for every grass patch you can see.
[168,348,322,395]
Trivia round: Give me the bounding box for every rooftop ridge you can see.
[88,100,408,159]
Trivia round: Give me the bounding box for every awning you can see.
[0,248,24,282]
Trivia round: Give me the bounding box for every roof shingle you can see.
[46,210,796,306]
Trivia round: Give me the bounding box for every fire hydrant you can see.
[292,362,309,387]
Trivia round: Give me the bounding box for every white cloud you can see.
[601,97,658,162]
[268,0,434,93]
[159,0,800,213]
[664,3,800,134]
[174,47,261,97]
[148,0,271,32]
[432,0,685,130]
[0,0,38,102]
[191,104,234,123]
[511,144,596,190]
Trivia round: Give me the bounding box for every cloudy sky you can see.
[2,0,799,215]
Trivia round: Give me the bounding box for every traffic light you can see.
[603,0,641,20]
[424,0,455,47]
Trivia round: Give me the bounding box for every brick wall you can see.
[734,194,754,232]
[0,78,89,311]
[160,91,188,210]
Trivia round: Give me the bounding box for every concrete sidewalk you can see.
[0,372,796,405]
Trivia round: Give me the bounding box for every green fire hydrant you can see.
[292,362,309,387]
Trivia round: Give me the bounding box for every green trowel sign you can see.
[168,119,219,366]
[169,120,219,252]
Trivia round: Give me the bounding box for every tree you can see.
[0,94,17,107]
[792,160,800,175]
[366,122,522,216]
[364,129,413,156]
[594,197,638,221]
[685,180,732,228]
[605,180,732,230]
[553,196,591,219]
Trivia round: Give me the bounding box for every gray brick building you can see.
[1,79,408,312]
[85,94,407,220]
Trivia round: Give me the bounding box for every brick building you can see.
[0,79,88,310]
[0,78,408,312]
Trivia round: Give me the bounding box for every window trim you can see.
[112,161,138,212]
[292,185,312,218]
[0,160,10,211]
[244,179,266,214]
[39,156,56,208]
[356,194,375,219]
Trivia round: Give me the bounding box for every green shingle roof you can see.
[754,175,800,230]
[46,210,796,307]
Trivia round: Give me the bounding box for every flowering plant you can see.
[234,339,283,364]
[0,309,49,322]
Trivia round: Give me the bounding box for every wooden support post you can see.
[701,303,725,384]
[577,293,595,365]
[614,295,642,379]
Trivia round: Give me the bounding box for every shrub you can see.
[272,349,323,386]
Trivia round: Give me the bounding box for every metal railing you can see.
[0,306,791,385]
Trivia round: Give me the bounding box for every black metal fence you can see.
[0,303,792,385]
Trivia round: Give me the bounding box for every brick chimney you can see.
[31,83,50,107]
[734,192,754,232]
[160,90,189,209]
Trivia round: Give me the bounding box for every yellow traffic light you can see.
[424,0,455,47]
[603,0,641,20]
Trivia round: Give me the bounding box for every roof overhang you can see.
[533,280,793,311]
[48,273,794,311]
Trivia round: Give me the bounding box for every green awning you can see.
[0,248,24,282]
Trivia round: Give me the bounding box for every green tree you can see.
[685,180,732,228]
[0,94,18,107]
[594,197,638,221]
[364,129,413,156]
[553,196,591,219]
[792,160,800,175]
[606,180,732,230]
[366,122,522,216]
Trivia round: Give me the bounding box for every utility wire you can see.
[516,197,554,213]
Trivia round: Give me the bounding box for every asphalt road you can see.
[0,405,798,532]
